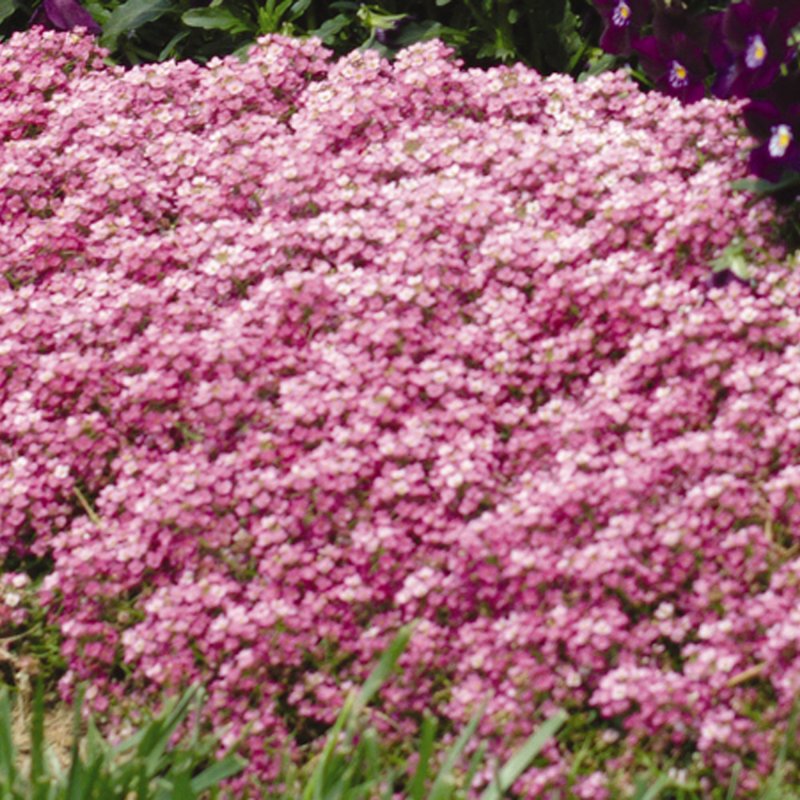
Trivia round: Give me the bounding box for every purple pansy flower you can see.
[709,0,800,99]
[650,0,713,44]
[30,0,101,35]
[743,74,800,182]
[592,0,652,56]
[633,32,709,104]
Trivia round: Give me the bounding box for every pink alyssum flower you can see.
[1,26,799,794]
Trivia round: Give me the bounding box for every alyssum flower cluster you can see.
[593,0,800,185]
[1,26,799,796]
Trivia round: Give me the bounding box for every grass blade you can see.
[724,762,741,800]
[138,687,200,777]
[190,753,247,794]
[302,692,355,800]
[407,712,437,800]
[303,625,415,800]
[463,740,487,793]
[479,709,568,800]
[65,686,89,800]
[632,773,670,800]
[0,687,20,793]
[30,680,47,800]
[351,623,415,721]
[428,700,487,800]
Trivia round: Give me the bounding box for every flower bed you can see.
[1,26,799,795]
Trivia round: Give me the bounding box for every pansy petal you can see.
[599,22,631,55]
[705,12,732,71]
[744,100,783,139]
[42,0,101,34]
[749,143,789,182]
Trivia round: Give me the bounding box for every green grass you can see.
[4,624,800,799]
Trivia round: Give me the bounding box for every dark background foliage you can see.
[0,0,613,74]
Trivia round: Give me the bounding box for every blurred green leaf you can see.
[632,773,671,800]
[182,6,254,35]
[428,700,486,800]
[289,0,313,17]
[309,13,351,44]
[731,173,800,197]
[157,29,191,61]
[101,0,177,50]
[725,762,741,800]
[392,20,448,47]
[190,753,248,794]
[0,0,16,26]
[0,688,19,793]
[352,623,415,720]
[711,237,753,283]
[463,739,488,794]
[407,712,437,800]
[479,710,568,800]
[30,682,46,800]
[577,49,621,81]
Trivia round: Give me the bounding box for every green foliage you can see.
[0,0,605,74]
[710,236,756,286]
[0,682,245,799]
[287,623,569,800]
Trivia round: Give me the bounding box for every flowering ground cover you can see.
[2,26,800,796]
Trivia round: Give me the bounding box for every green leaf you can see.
[309,14,351,43]
[289,0,312,17]
[725,762,741,800]
[231,40,256,62]
[731,172,800,196]
[352,623,415,720]
[101,0,177,49]
[166,769,195,800]
[711,237,755,284]
[428,700,487,800]
[632,773,671,800]
[30,682,47,800]
[303,625,414,800]
[66,686,89,800]
[190,754,247,794]
[577,50,622,82]
[0,0,16,25]
[463,740,487,792]
[407,713,437,800]
[182,7,254,35]
[139,688,201,777]
[302,693,355,800]
[0,688,19,792]
[392,21,450,48]
[157,30,191,62]
[479,710,567,800]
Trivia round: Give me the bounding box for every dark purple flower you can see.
[709,0,799,99]
[30,0,101,35]
[633,32,709,104]
[744,75,800,181]
[375,14,416,47]
[592,0,652,56]
[650,0,704,40]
